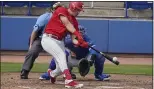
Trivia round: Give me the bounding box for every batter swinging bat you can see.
[89,46,120,65]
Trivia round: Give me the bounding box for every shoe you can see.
[103,74,111,78]
[20,69,29,79]
[39,76,45,80]
[47,69,56,83]
[65,80,84,88]
[95,73,111,81]
[39,72,50,80]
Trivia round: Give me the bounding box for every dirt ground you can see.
[1,73,152,89]
[1,51,153,89]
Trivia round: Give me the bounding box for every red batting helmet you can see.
[69,2,84,12]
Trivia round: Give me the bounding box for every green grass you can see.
[1,62,152,76]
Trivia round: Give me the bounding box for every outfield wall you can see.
[1,16,152,53]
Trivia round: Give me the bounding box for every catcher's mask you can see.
[78,58,90,77]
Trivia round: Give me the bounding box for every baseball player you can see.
[20,2,62,79]
[41,1,87,88]
[40,25,111,81]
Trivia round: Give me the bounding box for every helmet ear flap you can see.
[69,2,76,11]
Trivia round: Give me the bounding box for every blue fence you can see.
[1,17,36,50]
[1,17,152,54]
[79,20,109,52]
[108,20,152,53]
[1,1,153,18]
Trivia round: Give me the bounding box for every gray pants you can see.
[22,38,43,71]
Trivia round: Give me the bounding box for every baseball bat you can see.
[89,46,120,65]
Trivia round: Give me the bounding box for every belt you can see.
[45,34,61,41]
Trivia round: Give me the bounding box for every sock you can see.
[63,69,72,80]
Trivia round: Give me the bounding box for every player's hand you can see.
[73,30,84,42]
[80,41,89,48]
[72,30,89,48]
[74,40,89,48]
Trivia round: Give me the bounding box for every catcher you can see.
[40,25,111,81]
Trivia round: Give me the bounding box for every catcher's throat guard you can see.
[78,58,90,77]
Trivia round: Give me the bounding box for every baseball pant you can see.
[41,33,69,77]
[22,38,43,71]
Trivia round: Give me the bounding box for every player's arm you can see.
[60,15,76,33]
[29,30,38,46]
[29,15,46,49]
[60,16,83,43]
[60,15,88,48]
[60,15,80,45]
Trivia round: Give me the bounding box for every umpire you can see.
[20,2,62,79]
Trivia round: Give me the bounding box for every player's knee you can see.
[101,57,105,64]
[60,52,66,59]
[95,56,105,64]
[28,50,39,57]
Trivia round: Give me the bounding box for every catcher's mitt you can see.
[78,58,90,77]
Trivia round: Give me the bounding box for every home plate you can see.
[95,86,124,89]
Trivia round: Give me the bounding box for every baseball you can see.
[113,57,118,61]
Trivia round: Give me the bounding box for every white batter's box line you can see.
[18,86,36,89]
[125,86,145,89]
[94,86,124,89]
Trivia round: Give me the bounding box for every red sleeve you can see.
[56,7,68,18]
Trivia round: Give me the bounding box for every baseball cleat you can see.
[95,74,111,81]
[39,72,50,80]
[103,74,111,78]
[20,69,29,79]
[39,76,45,80]
[65,80,84,88]
[47,69,56,83]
